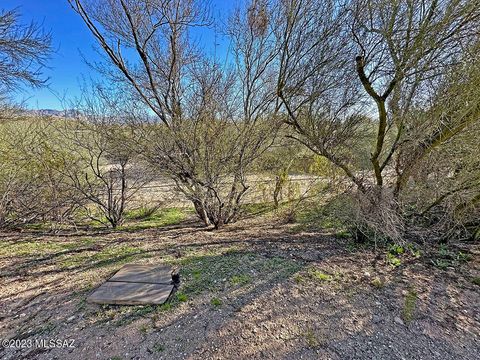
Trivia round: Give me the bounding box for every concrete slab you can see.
[86,264,175,305]
[109,264,172,284]
[87,281,174,305]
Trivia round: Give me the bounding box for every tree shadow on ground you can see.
[0,223,337,358]
[1,220,477,359]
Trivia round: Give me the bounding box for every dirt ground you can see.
[0,214,479,360]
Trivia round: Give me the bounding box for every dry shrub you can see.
[348,188,405,243]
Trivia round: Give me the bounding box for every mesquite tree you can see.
[53,88,152,228]
[0,7,51,97]
[69,0,280,228]
[273,0,480,240]
[350,0,480,196]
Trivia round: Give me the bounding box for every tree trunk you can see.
[273,175,282,208]
[193,200,210,226]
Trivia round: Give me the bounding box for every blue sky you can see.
[3,0,236,110]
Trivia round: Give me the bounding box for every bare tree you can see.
[349,0,480,195]
[0,7,51,97]
[274,0,480,240]
[274,0,368,191]
[1,101,149,230]
[52,87,153,228]
[68,0,280,228]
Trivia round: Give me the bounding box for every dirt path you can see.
[0,217,479,359]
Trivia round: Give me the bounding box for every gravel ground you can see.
[0,216,478,360]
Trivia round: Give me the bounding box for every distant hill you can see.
[26,109,80,118]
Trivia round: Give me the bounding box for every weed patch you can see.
[304,328,319,348]
[171,251,303,302]
[431,245,472,270]
[152,343,165,352]
[307,268,333,282]
[371,277,384,288]
[120,208,189,231]
[210,297,222,307]
[230,274,251,286]
[402,288,418,324]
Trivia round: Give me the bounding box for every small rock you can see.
[394,316,404,325]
